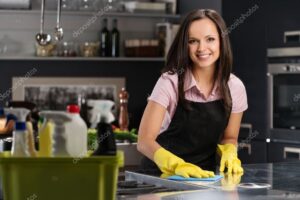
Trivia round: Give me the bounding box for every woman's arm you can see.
[221,112,244,145]
[137,100,167,160]
[217,112,244,174]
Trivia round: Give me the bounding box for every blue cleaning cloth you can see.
[168,175,223,181]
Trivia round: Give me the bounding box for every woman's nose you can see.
[197,41,206,51]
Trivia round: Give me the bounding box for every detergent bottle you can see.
[39,111,72,157]
[65,104,88,157]
[87,100,116,156]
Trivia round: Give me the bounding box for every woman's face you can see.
[188,18,220,70]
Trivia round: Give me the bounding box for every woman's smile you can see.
[196,52,212,59]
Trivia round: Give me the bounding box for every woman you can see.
[137,9,247,178]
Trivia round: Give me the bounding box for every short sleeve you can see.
[148,73,178,109]
[229,75,248,113]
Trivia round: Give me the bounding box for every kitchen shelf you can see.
[0,9,181,19]
[0,56,165,61]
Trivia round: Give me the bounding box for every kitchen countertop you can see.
[118,161,300,200]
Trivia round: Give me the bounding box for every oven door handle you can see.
[283,147,300,160]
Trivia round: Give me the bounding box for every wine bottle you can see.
[111,19,120,57]
[100,18,110,57]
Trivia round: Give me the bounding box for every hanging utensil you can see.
[54,0,63,41]
[36,0,52,46]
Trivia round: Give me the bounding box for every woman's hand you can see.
[219,112,244,174]
[217,144,244,174]
[0,120,14,134]
[154,147,215,178]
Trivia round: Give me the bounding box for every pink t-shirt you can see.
[148,69,248,133]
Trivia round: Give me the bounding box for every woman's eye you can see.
[207,37,215,42]
[188,40,197,44]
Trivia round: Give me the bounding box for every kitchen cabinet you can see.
[238,124,267,163]
[268,141,300,162]
[220,1,300,164]
[266,0,300,48]
[222,0,268,141]
[238,140,267,164]
[224,0,300,163]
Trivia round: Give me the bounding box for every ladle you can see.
[35,0,52,46]
[54,0,63,41]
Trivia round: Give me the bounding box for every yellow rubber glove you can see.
[217,144,244,174]
[153,147,215,178]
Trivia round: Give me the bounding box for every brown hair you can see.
[162,9,232,116]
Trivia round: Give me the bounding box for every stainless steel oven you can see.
[268,61,300,130]
[267,45,300,161]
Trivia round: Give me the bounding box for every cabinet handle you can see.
[239,143,251,155]
[240,123,253,133]
[283,147,300,160]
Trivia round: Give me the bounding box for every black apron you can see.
[139,100,230,175]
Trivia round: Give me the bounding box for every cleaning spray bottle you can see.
[37,117,53,157]
[87,100,116,156]
[4,108,31,157]
[39,111,71,157]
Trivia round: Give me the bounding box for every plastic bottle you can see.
[111,19,120,57]
[12,122,29,157]
[4,108,30,157]
[87,100,116,156]
[100,18,110,57]
[39,111,72,157]
[37,118,53,157]
[65,105,88,157]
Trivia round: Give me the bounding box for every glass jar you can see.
[36,43,56,57]
[61,0,79,11]
[80,42,99,57]
[78,0,98,11]
[57,42,78,57]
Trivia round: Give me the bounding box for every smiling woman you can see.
[188,18,221,98]
[137,9,248,178]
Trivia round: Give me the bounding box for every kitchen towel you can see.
[167,175,223,181]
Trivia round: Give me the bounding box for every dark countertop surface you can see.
[118,162,300,200]
[210,161,300,192]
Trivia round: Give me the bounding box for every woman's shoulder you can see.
[160,71,179,87]
[148,71,178,109]
[228,73,246,89]
[161,71,178,82]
